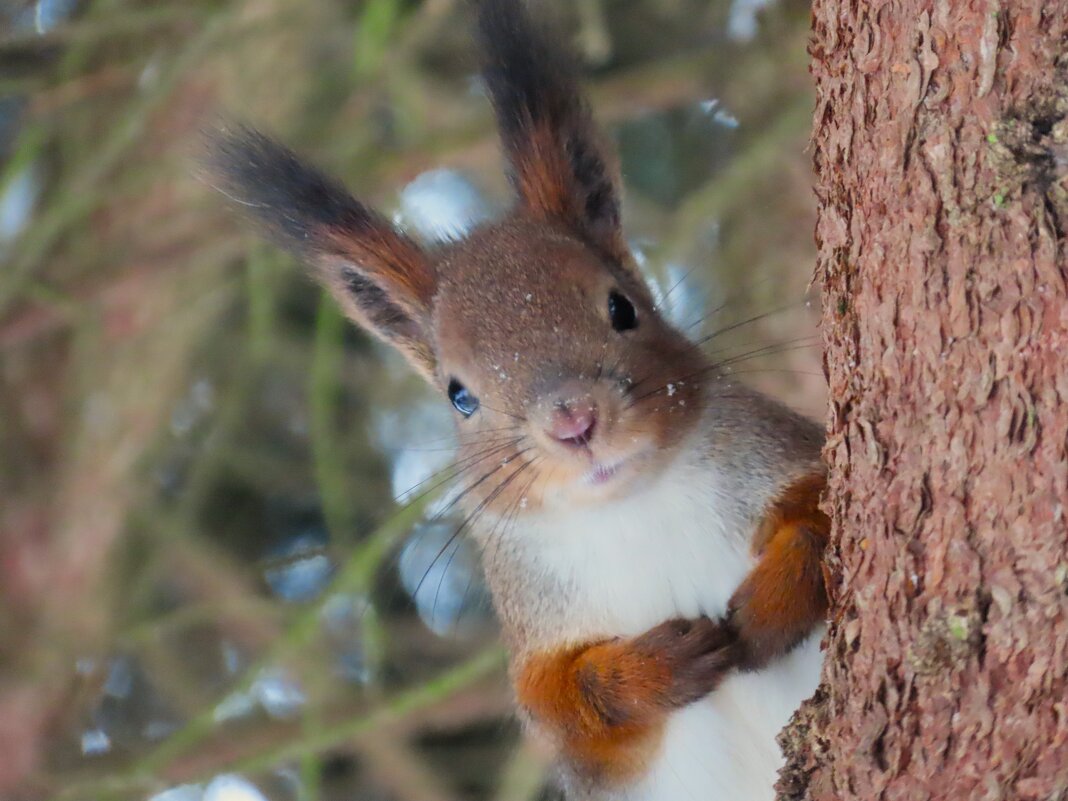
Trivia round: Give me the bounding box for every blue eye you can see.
[448,379,480,417]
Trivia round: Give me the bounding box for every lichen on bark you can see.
[779,3,1068,800]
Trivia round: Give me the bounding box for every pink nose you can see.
[546,400,597,446]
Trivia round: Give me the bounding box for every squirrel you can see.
[209,0,829,798]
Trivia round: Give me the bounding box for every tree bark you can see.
[779,3,1068,800]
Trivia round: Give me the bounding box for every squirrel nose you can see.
[546,399,597,446]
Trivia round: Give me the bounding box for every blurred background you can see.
[0,1,823,799]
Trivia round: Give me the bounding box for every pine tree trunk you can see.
[779,3,1068,799]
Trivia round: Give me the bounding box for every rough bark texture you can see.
[779,3,1068,800]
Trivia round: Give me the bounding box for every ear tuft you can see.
[476,0,625,263]
[206,125,438,379]
[476,0,579,147]
[208,125,369,252]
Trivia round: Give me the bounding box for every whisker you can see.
[412,456,537,604]
[678,273,784,331]
[328,438,522,622]
[393,431,524,457]
[628,301,816,408]
[431,528,467,631]
[693,300,811,347]
[712,340,820,371]
[393,437,524,504]
[594,331,611,382]
[653,263,704,315]
[393,425,525,452]
[626,339,820,407]
[449,456,543,635]
[483,458,552,583]
[623,334,709,398]
[380,444,521,614]
[403,457,522,608]
[478,401,527,422]
[702,334,819,361]
[429,445,533,522]
[718,368,824,379]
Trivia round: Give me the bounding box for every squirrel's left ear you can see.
[477,0,628,265]
[207,126,438,380]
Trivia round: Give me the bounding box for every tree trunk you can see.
[779,3,1068,800]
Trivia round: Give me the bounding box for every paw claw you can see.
[635,616,741,708]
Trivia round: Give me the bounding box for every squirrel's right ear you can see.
[477,0,628,265]
[207,127,438,380]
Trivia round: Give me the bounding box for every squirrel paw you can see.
[634,616,741,708]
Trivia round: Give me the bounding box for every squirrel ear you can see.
[208,126,438,380]
[477,0,628,265]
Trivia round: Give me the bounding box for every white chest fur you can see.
[623,635,824,801]
[497,447,824,801]
[526,457,756,639]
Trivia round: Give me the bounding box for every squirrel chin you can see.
[543,447,662,508]
[583,460,624,486]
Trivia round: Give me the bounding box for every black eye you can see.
[608,291,637,331]
[447,378,480,417]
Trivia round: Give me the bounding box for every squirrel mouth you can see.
[582,460,625,486]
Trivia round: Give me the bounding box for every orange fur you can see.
[513,121,574,222]
[323,225,436,308]
[729,472,830,668]
[515,475,829,781]
[515,640,673,784]
[511,122,630,265]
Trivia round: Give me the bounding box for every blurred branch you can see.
[310,294,358,542]
[0,14,230,317]
[359,737,460,801]
[0,5,194,51]
[222,647,504,782]
[0,3,310,318]
[662,95,811,265]
[52,646,506,800]
[50,491,434,798]
[245,244,284,365]
[576,0,612,65]
[493,737,552,801]
[353,0,404,79]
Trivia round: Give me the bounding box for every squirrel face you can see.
[209,0,706,515]
[432,218,706,512]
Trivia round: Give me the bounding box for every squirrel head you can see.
[209,0,707,514]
